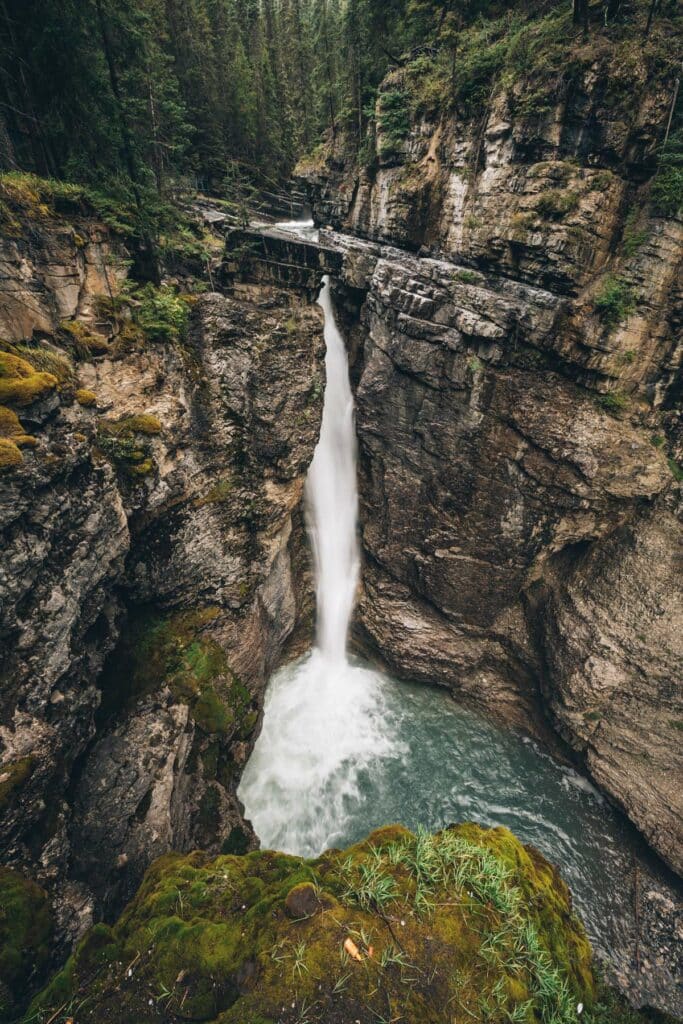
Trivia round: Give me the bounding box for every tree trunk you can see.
[573,0,589,35]
[644,0,661,37]
[0,106,17,170]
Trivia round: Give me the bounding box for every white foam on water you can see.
[239,275,404,855]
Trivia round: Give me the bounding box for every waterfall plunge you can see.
[238,275,401,857]
[306,277,359,663]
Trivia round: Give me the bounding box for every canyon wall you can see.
[0,191,323,1008]
[302,29,682,877]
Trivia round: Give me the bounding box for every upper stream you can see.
[238,233,673,994]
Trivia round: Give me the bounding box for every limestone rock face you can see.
[302,37,682,879]
[0,212,324,954]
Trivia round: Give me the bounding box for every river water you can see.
[238,231,679,1005]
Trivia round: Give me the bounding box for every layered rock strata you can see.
[0,200,324,967]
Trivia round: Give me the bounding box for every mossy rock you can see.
[0,406,36,450]
[0,867,53,1023]
[60,318,110,358]
[96,413,162,477]
[75,388,97,407]
[0,756,34,809]
[99,413,161,437]
[0,437,22,470]
[0,352,57,407]
[98,607,256,746]
[26,824,597,1024]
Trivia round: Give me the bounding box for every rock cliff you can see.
[0,181,323,1005]
[300,8,682,879]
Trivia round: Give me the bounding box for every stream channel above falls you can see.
[239,221,682,1014]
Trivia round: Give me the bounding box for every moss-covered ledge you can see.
[25,823,599,1024]
[0,867,53,1023]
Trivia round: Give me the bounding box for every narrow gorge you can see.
[0,2,681,1023]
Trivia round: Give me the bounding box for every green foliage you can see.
[377,89,411,160]
[593,276,636,328]
[98,605,255,743]
[599,391,629,414]
[0,868,53,1022]
[25,823,595,1024]
[667,458,683,482]
[456,269,480,284]
[132,284,190,342]
[651,128,683,218]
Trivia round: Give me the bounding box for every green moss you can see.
[194,476,234,507]
[101,606,255,744]
[0,406,35,451]
[97,413,162,477]
[0,867,53,1022]
[60,318,110,358]
[0,756,34,809]
[100,413,161,437]
[0,438,22,470]
[192,686,235,735]
[75,388,97,407]
[26,824,597,1024]
[10,345,75,388]
[0,352,58,408]
[667,457,683,482]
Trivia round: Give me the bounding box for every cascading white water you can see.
[306,278,359,663]
[238,274,402,856]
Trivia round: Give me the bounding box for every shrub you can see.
[535,191,579,219]
[593,276,635,328]
[133,284,190,343]
[455,269,480,284]
[651,128,682,218]
[599,391,629,414]
[377,89,411,160]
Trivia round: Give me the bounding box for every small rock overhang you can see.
[220,226,343,296]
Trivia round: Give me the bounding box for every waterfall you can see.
[238,272,400,856]
[306,277,359,663]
